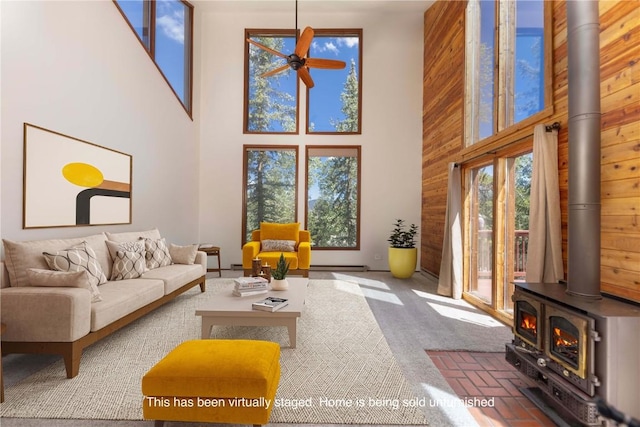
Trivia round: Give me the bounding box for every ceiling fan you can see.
[246,1,346,88]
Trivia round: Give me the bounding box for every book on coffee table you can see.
[233,288,268,297]
[252,297,289,312]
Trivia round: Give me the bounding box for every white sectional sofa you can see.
[0,229,206,378]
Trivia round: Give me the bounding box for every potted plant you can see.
[271,253,290,290]
[388,219,419,279]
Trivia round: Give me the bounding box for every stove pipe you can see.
[566,0,602,299]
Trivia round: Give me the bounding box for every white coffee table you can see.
[196,277,309,348]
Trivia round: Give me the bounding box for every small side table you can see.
[1,323,5,402]
[199,245,222,277]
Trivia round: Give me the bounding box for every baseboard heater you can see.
[230,264,369,272]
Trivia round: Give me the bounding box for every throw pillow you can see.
[169,243,198,265]
[106,239,145,261]
[26,268,103,303]
[261,239,296,252]
[111,250,146,281]
[43,241,108,288]
[144,238,172,269]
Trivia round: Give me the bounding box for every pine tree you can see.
[330,58,359,132]
[247,36,296,132]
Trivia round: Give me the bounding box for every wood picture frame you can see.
[23,123,132,229]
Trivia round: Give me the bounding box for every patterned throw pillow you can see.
[26,268,103,303]
[144,238,172,269]
[111,250,146,281]
[43,241,108,288]
[169,243,198,265]
[261,239,296,252]
[106,239,146,279]
[106,239,145,261]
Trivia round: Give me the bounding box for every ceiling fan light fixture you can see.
[246,0,346,88]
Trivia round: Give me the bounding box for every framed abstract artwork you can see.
[23,123,132,229]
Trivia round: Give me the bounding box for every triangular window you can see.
[114,0,193,117]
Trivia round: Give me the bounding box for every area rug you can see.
[1,279,429,424]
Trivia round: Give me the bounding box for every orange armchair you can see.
[242,222,311,278]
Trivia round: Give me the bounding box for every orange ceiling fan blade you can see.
[247,38,288,60]
[260,64,290,78]
[305,58,346,70]
[295,26,314,58]
[297,67,315,88]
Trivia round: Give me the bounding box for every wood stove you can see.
[507,282,640,426]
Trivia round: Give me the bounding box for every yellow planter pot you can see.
[388,247,417,279]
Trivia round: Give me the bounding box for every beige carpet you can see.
[0,279,429,424]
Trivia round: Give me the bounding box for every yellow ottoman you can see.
[142,339,281,427]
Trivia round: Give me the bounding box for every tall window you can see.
[468,164,494,304]
[114,0,193,116]
[306,30,362,134]
[305,146,361,249]
[464,145,533,321]
[244,30,298,134]
[465,0,547,145]
[242,146,298,244]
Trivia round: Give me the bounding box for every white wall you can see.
[0,1,200,247]
[198,6,424,270]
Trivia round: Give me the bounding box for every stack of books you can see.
[233,277,269,297]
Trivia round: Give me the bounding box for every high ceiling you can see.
[195,0,434,14]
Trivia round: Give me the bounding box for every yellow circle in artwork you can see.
[62,162,104,187]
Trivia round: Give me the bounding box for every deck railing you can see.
[477,230,529,279]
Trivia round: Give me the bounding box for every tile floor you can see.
[426,350,557,427]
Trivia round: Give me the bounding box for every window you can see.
[244,30,298,134]
[242,146,298,244]
[463,145,533,321]
[305,146,361,249]
[306,30,362,134]
[468,164,494,304]
[114,0,193,116]
[465,0,548,145]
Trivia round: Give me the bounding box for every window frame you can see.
[462,139,533,325]
[305,29,363,135]
[113,0,194,118]
[464,0,552,147]
[304,145,362,250]
[242,145,299,246]
[243,29,300,135]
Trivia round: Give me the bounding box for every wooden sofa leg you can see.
[63,342,83,378]
[154,421,165,427]
[199,280,206,292]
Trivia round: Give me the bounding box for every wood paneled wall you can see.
[422,0,640,303]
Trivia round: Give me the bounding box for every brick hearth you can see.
[426,351,556,427]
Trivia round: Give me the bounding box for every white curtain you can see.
[438,163,463,299]
[525,124,564,283]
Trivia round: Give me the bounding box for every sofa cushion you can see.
[26,268,102,303]
[91,279,164,331]
[260,222,300,245]
[43,242,108,288]
[2,233,109,288]
[141,264,204,294]
[169,244,198,265]
[105,239,145,262]
[111,250,147,281]
[105,229,162,243]
[144,238,172,270]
